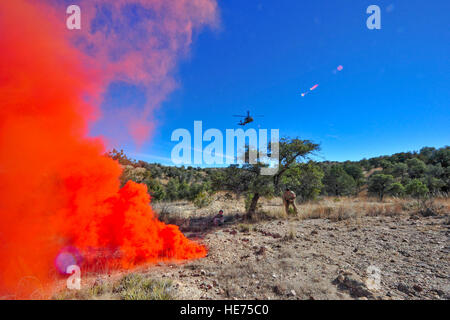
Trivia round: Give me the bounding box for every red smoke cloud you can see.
[0,0,214,298]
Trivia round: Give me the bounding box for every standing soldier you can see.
[282,188,298,215]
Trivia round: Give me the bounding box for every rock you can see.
[412,285,423,292]
[431,289,445,297]
[397,283,412,295]
[255,246,266,255]
[420,208,436,217]
[272,284,286,295]
[333,271,374,298]
[290,290,297,297]
[200,269,207,276]
[399,250,411,257]
[272,233,282,239]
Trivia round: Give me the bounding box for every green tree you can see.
[211,162,273,217]
[426,163,445,178]
[323,165,357,196]
[147,180,166,202]
[177,181,190,199]
[419,147,436,163]
[359,158,371,171]
[165,179,180,201]
[272,138,320,192]
[380,159,394,172]
[406,158,427,179]
[187,182,212,201]
[368,174,395,201]
[389,182,405,197]
[392,163,408,178]
[430,147,450,167]
[281,162,324,202]
[423,177,445,194]
[405,179,429,198]
[343,163,365,192]
[211,165,254,194]
[214,138,319,219]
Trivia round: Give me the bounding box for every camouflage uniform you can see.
[213,211,225,226]
[282,190,298,215]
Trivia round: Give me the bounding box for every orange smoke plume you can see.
[0,1,210,298]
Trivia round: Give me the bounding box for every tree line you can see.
[108,143,449,213]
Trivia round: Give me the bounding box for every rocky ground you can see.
[49,196,449,300]
[124,210,449,300]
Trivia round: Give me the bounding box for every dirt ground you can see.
[48,196,449,300]
[101,196,448,301]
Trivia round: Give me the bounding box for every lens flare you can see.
[300,65,344,98]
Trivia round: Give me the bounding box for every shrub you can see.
[193,191,212,208]
[405,179,429,198]
[389,182,406,197]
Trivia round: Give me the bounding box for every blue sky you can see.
[95,0,450,165]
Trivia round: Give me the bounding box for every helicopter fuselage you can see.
[238,117,254,126]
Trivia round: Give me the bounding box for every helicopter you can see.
[233,111,263,126]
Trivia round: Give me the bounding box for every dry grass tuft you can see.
[153,195,449,228]
[53,273,173,300]
[295,196,449,222]
[284,225,296,240]
[238,223,251,233]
